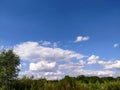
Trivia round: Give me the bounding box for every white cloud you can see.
[75,36,90,42]
[98,60,120,69]
[72,69,114,77]
[59,61,114,77]
[98,60,112,65]
[13,41,84,62]
[13,41,120,80]
[88,55,99,61]
[41,41,51,46]
[79,60,86,66]
[30,61,56,71]
[39,41,59,48]
[14,41,86,79]
[59,62,85,71]
[87,55,99,64]
[113,43,119,48]
[105,61,120,69]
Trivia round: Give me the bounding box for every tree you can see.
[0,49,20,89]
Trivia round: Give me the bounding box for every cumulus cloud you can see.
[87,55,99,64]
[105,61,120,69]
[75,36,90,42]
[13,41,120,80]
[30,61,56,71]
[98,60,112,65]
[59,61,114,77]
[88,55,99,61]
[98,60,120,69]
[13,41,86,79]
[19,59,115,80]
[59,62,85,71]
[113,43,119,48]
[14,42,84,62]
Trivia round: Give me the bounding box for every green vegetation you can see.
[0,49,120,90]
[11,75,120,90]
[0,49,20,90]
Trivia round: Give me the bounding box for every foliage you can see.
[9,75,120,90]
[0,49,20,90]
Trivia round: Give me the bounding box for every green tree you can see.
[0,49,20,90]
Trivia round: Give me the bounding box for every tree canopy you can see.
[0,49,20,89]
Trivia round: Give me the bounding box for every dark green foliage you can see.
[0,49,20,90]
[7,75,120,90]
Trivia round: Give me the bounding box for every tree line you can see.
[8,75,120,90]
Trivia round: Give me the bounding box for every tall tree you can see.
[0,49,20,89]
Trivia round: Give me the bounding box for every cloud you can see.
[19,70,64,80]
[13,41,120,80]
[72,69,114,77]
[19,59,116,80]
[75,36,90,42]
[113,43,119,48]
[59,61,85,71]
[13,41,86,79]
[58,61,114,77]
[58,59,114,77]
[88,55,99,61]
[98,60,112,65]
[13,41,84,62]
[40,41,51,46]
[30,61,56,71]
[87,55,99,64]
[105,61,120,69]
[98,60,120,69]
[40,41,59,48]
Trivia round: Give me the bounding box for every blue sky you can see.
[0,0,120,79]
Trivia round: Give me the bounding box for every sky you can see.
[0,0,120,79]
